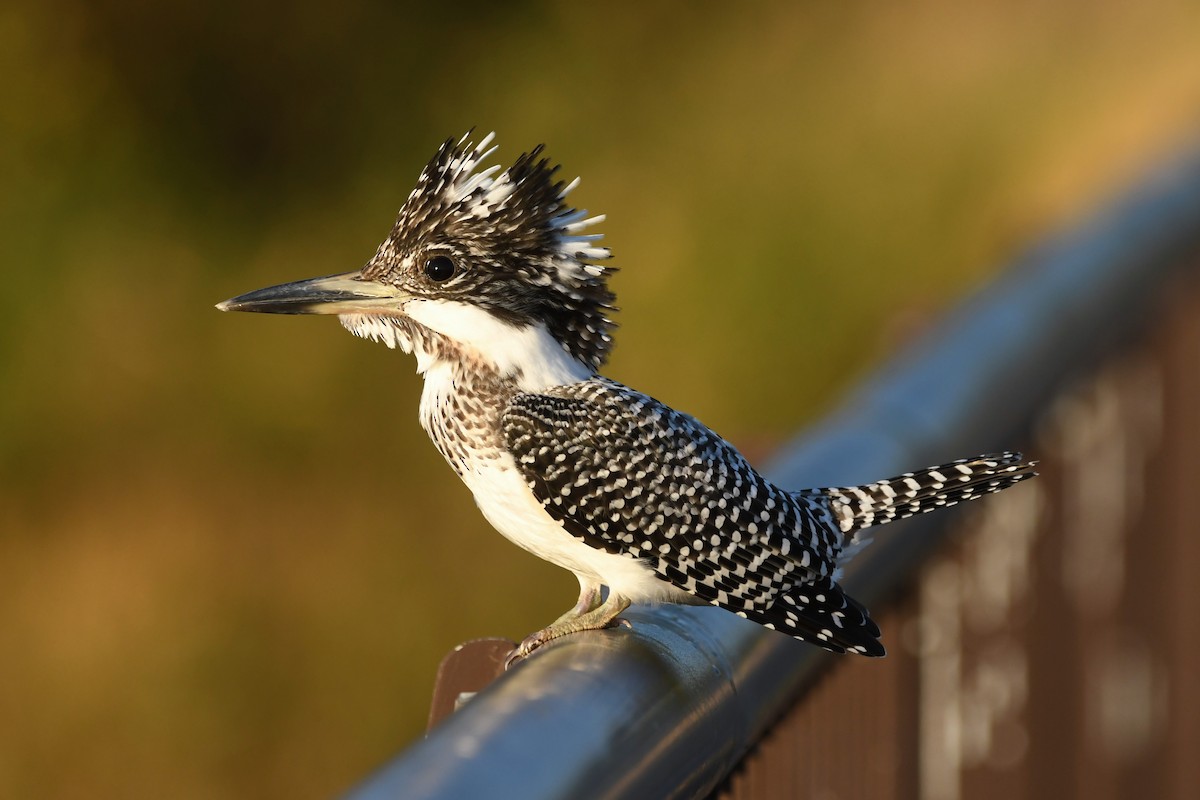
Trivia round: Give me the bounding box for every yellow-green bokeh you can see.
[3,1,1200,797]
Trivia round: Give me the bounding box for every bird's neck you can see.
[402,299,595,393]
[399,313,594,477]
[417,352,518,472]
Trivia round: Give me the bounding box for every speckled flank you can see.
[503,381,1034,655]
[502,378,882,653]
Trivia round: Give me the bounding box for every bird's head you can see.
[218,132,616,382]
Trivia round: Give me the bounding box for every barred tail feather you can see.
[757,452,1036,657]
[820,451,1037,537]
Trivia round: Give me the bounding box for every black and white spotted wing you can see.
[501,377,885,655]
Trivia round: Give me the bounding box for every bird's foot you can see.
[551,584,603,626]
[504,593,631,669]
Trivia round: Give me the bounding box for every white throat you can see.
[341,299,593,393]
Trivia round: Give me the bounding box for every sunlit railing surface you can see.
[345,144,1200,800]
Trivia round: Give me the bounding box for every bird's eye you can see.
[424,255,458,283]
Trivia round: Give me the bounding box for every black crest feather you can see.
[366,133,617,370]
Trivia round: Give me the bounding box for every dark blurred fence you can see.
[345,144,1200,800]
[720,272,1200,799]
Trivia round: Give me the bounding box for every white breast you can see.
[403,300,689,603]
[462,453,692,604]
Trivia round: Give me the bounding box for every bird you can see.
[218,131,1037,664]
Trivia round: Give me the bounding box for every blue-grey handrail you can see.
[345,142,1200,800]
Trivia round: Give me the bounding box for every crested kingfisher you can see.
[219,132,1036,664]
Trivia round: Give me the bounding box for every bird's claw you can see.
[503,649,525,670]
[504,615,633,670]
[504,634,546,670]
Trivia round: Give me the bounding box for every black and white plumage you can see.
[218,132,1037,661]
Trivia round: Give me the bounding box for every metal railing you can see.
[345,142,1200,800]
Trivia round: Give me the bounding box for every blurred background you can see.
[3,1,1200,797]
